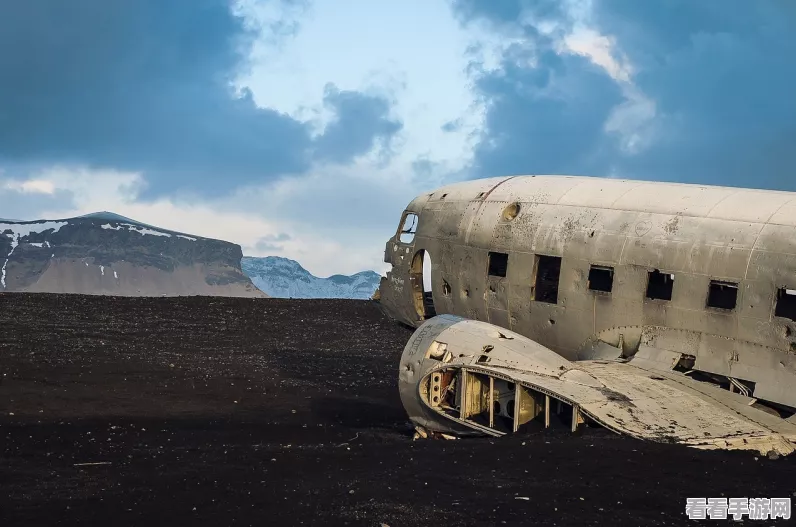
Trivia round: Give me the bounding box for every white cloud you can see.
[563,27,632,83]
[2,178,56,194]
[604,87,658,154]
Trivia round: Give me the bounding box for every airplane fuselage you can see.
[379,175,796,411]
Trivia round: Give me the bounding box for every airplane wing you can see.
[399,315,796,456]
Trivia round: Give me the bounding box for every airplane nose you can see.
[397,315,477,437]
[398,314,461,400]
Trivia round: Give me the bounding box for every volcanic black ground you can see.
[1,293,794,526]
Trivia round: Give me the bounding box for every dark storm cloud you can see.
[257,232,291,246]
[440,120,461,133]
[451,0,796,190]
[313,84,403,164]
[0,0,402,197]
[591,0,796,188]
[469,40,623,178]
[243,232,290,253]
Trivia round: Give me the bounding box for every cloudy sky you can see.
[1,0,794,277]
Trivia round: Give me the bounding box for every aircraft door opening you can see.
[410,250,437,321]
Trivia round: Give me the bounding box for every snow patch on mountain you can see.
[1,221,68,288]
[101,223,179,238]
[100,222,198,240]
[241,256,381,299]
[1,221,68,239]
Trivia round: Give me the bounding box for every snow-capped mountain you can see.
[241,256,381,299]
[0,212,265,297]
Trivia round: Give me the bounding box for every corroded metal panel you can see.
[466,201,510,251]
[555,256,586,310]
[664,216,761,248]
[491,221,514,254]
[461,247,489,322]
[486,274,508,313]
[737,280,778,320]
[487,306,510,329]
[766,197,796,227]
[737,316,790,347]
[707,190,794,223]
[620,237,695,273]
[458,200,484,244]
[753,223,796,256]
[746,247,796,283]
[433,240,457,316]
[488,175,582,204]
[505,201,544,251]
[520,207,568,258]
[610,264,648,301]
[669,274,714,312]
[665,307,737,339]
[419,200,465,240]
[560,230,626,264]
[687,244,751,279]
[425,176,510,203]
[593,297,644,333]
[557,257,592,313]
[611,183,737,216]
[556,177,645,208]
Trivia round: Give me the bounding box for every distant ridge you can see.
[241,256,380,299]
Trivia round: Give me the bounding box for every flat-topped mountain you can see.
[0,212,266,297]
[241,256,380,299]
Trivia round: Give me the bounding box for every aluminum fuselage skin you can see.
[379,175,796,410]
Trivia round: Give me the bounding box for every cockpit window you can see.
[398,212,418,243]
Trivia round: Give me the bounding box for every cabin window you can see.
[588,265,614,293]
[646,270,674,301]
[775,288,796,321]
[707,280,738,310]
[488,252,508,278]
[532,255,562,304]
[398,212,418,243]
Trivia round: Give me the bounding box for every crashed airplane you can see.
[377,175,796,455]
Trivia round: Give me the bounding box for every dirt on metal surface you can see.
[0,293,794,526]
